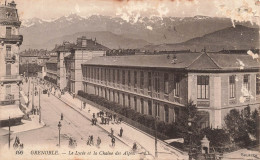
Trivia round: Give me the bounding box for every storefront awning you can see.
[0,105,24,121]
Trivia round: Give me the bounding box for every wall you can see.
[188,71,260,128]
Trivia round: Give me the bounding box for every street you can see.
[0,78,185,160]
[12,79,131,151]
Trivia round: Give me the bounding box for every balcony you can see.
[0,35,23,45]
[5,54,16,63]
[0,94,15,105]
[0,75,22,82]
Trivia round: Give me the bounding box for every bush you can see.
[77,90,172,139]
[19,63,42,76]
[224,106,259,148]
[44,76,57,85]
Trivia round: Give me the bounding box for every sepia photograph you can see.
[0,0,259,159]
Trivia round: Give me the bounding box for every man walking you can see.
[111,137,115,147]
[110,128,114,137]
[119,127,123,137]
[97,137,101,147]
[90,135,94,145]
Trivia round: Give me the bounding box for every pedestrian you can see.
[107,118,110,125]
[104,117,106,124]
[113,114,116,122]
[97,137,101,147]
[119,127,123,137]
[92,118,94,125]
[110,128,114,136]
[90,135,94,145]
[101,116,104,124]
[111,137,115,147]
[92,113,95,118]
[94,118,97,125]
[87,136,91,146]
[133,142,137,151]
[61,113,63,120]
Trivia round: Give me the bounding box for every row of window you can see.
[82,66,181,97]
[82,67,260,100]
[198,74,260,100]
[229,74,260,98]
[85,83,180,123]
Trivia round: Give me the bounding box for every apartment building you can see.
[0,1,24,126]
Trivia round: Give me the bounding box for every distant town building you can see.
[81,51,260,128]
[19,49,50,65]
[45,57,58,84]
[0,1,24,126]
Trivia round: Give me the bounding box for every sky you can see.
[0,0,259,25]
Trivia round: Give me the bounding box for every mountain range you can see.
[20,14,259,51]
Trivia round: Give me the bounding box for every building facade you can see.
[55,37,108,93]
[45,57,58,84]
[0,1,24,126]
[81,52,260,128]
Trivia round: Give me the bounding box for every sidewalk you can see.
[48,88,187,160]
[2,115,45,134]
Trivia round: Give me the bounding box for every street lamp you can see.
[39,88,41,124]
[58,121,62,147]
[17,81,21,107]
[188,117,193,160]
[8,116,10,149]
[155,115,159,158]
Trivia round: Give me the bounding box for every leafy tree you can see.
[224,106,259,148]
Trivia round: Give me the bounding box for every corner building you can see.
[81,52,260,128]
[55,37,108,94]
[0,1,24,126]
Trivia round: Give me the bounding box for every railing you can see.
[5,53,16,62]
[77,95,169,140]
[0,75,21,81]
[0,35,23,44]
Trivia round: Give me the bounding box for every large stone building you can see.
[53,37,108,93]
[0,1,24,126]
[81,51,260,128]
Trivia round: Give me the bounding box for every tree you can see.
[224,106,259,148]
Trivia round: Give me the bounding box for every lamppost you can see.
[58,121,62,147]
[39,88,41,124]
[188,117,193,160]
[32,80,35,112]
[17,81,21,107]
[8,116,10,149]
[151,71,158,159]
[155,115,159,158]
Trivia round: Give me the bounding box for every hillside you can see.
[143,25,259,52]
[19,14,259,50]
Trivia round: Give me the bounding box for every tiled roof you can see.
[54,37,109,52]
[83,53,202,69]
[54,43,76,52]
[46,57,57,64]
[206,53,260,70]
[74,39,109,51]
[83,52,260,71]
[19,49,50,57]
